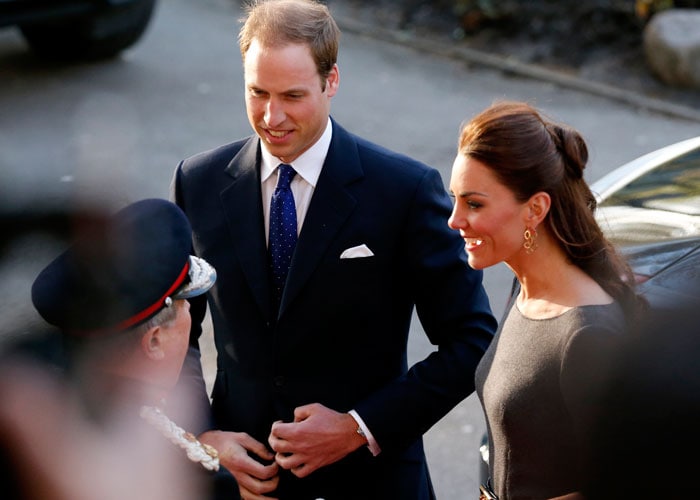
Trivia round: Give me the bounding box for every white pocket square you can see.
[340,244,374,259]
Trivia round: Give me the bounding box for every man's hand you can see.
[268,403,367,478]
[198,430,279,500]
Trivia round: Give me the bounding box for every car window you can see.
[596,148,700,246]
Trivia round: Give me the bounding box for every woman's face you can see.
[448,155,529,270]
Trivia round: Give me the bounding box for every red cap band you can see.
[70,260,191,336]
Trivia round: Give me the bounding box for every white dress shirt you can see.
[260,119,331,243]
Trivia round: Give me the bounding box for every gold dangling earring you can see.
[523,227,538,254]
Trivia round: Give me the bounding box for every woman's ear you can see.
[141,326,165,361]
[527,191,551,226]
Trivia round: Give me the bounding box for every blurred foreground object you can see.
[0,360,202,500]
[586,136,700,495]
[584,297,700,498]
[0,199,237,500]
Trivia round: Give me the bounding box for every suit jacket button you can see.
[273,376,285,387]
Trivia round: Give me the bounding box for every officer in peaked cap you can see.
[14,198,240,500]
[32,197,216,335]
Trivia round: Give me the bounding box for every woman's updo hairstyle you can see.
[458,100,641,318]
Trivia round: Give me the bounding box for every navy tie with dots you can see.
[269,163,297,309]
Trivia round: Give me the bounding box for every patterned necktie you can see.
[269,163,297,309]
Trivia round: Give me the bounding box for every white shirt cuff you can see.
[348,409,381,456]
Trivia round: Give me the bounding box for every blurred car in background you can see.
[0,0,156,60]
[592,135,700,308]
[478,135,700,485]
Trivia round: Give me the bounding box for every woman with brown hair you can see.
[448,101,643,499]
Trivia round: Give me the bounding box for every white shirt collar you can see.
[260,118,332,187]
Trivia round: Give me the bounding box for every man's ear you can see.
[325,64,339,97]
[141,326,165,361]
[526,191,551,226]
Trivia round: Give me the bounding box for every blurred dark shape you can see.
[0,205,108,364]
[584,298,700,498]
[0,203,107,500]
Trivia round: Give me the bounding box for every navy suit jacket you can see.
[170,119,497,499]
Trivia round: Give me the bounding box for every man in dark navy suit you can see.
[170,1,497,498]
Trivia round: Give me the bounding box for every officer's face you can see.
[160,299,192,388]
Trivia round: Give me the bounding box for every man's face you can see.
[243,39,338,164]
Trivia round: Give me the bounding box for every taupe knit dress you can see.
[476,300,626,499]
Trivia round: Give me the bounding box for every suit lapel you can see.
[280,122,363,315]
[219,139,273,317]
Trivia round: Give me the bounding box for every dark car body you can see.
[0,0,156,60]
[478,135,700,486]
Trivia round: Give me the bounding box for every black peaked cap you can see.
[31,198,194,334]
